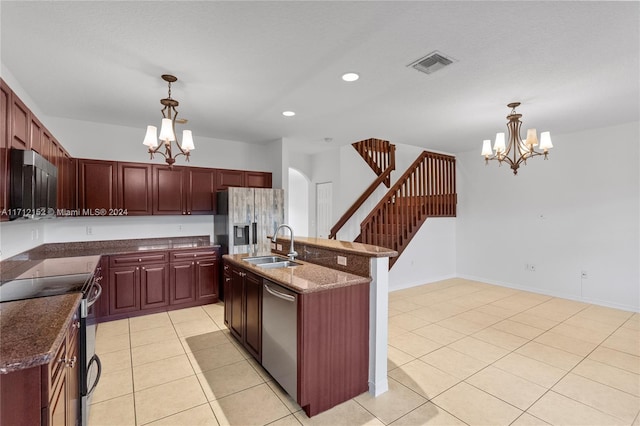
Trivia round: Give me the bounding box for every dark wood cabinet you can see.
[170,261,196,304]
[195,256,219,301]
[225,262,262,361]
[0,81,10,221]
[29,116,42,155]
[244,271,262,360]
[78,158,117,211]
[99,248,218,322]
[10,93,30,150]
[117,162,153,215]
[217,168,245,189]
[187,167,216,214]
[217,169,272,189]
[246,171,272,188]
[109,265,140,315]
[152,165,216,215]
[223,264,232,326]
[1,308,81,426]
[228,265,245,341]
[170,248,219,305]
[140,263,170,310]
[152,165,186,215]
[108,252,169,315]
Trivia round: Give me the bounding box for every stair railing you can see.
[329,139,395,239]
[358,151,456,267]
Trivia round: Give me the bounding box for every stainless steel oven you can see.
[0,255,103,426]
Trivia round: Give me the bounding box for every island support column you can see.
[368,256,389,396]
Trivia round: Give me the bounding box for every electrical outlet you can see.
[581,270,588,279]
[178,224,183,231]
[277,244,283,251]
[270,242,276,250]
[530,264,536,272]
[337,255,347,266]
[86,226,92,235]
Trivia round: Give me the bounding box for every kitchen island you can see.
[223,237,396,417]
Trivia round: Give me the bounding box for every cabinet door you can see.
[195,257,218,301]
[29,117,42,154]
[229,267,244,340]
[216,169,244,189]
[66,321,80,426]
[78,159,117,211]
[152,165,186,215]
[0,81,10,221]
[109,266,140,315]
[10,94,29,150]
[140,263,169,309]
[223,265,231,326]
[187,168,216,214]
[244,271,262,361]
[49,366,68,426]
[117,162,152,215]
[246,172,272,188]
[170,261,196,304]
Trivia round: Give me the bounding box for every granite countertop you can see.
[270,236,398,258]
[224,253,371,293]
[0,293,82,374]
[1,236,220,281]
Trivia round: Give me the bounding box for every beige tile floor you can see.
[89,278,640,426]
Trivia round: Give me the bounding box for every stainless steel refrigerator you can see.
[214,187,285,256]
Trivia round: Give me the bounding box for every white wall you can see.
[456,121,640,311]
[288,168,309,237]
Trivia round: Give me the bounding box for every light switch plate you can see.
[337,255,347,266]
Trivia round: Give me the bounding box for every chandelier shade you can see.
[481,102,553,175]
[143,74,194,165]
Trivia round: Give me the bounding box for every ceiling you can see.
[1,1,638,155]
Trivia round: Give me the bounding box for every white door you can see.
[316,182,332,239]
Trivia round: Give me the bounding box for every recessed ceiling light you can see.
[282,111,296,117]
[342,72,359,82]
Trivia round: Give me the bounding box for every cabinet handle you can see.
[188,212,191,215]
[60,356,77,368]
[196,261,199,265]
[138,258,142,262]
[136,267,139,271]
[73,321,81,329]
[142,267,146,270]
[225,278,231,282]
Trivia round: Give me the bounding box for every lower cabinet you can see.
[0,309,80,426]
[225,263,262,361]
[101,247,219,322]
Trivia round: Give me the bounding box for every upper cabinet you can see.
[217,169,272,190]
[10,94,30,151]
[0,81,10,221]
[152,166,217,215]
[78,159,117,211]
[117,162,153,215]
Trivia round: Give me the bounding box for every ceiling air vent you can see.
[408,51,455,75]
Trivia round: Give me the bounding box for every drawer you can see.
[170,249,216,262]
[110,251,168,267]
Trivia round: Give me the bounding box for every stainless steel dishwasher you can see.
[262,279,298,399]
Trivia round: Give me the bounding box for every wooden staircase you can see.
[329,139,396,239]
[357,151,456,268]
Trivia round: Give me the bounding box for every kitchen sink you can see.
[243,255,301,268]
[258,260,301,269]
[243,255,289,265]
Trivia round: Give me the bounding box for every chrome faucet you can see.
[272,224,298,260]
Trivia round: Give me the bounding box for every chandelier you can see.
[481,102,553,175]
[142,74,195,165]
